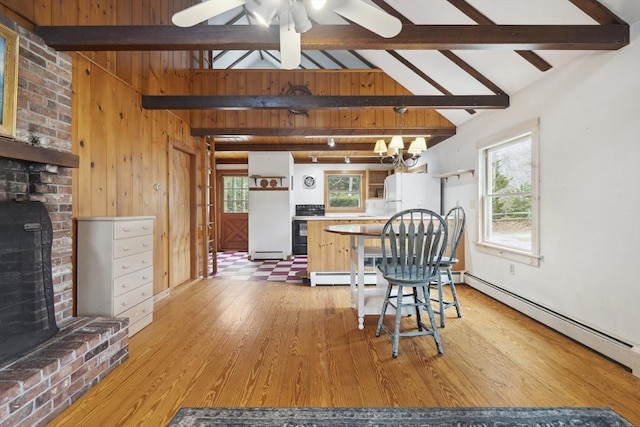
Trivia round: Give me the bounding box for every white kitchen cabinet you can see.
[76,216,155,336]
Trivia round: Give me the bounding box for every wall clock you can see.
[303,175,316,189]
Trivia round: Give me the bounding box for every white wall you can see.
[247,152,294,257]
[424,22,640,349]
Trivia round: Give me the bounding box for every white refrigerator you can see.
[384,172,441,216]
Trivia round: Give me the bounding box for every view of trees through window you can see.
[223,176,249,213]
[326,173,363,209]
[484,134,533,251]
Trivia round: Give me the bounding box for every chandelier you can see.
[373,107,428,169]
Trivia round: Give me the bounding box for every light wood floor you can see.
[50,279,640,426]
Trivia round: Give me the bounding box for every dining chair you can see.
[430,206,466,327]
[375,209,448,358]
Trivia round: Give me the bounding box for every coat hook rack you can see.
[435,169,475,182]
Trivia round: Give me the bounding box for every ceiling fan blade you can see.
[172,0,247,27]
[280,20,301,69]
[333,0,402,38]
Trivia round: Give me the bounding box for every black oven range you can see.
[292,204,325,255]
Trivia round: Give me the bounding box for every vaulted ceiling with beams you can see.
[35,0,638,164]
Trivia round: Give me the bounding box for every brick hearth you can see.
[0,317,129,427]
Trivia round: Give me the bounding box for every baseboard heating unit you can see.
[464,273,640,377]
[249,250,288,261]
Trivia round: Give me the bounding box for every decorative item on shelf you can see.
[303,175,316,189]
[374,107,429,169]
[250,175,286,189]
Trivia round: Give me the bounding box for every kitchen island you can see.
[304,215,465,287]
[303,216,388,286]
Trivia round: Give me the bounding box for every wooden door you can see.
[169,145,194,287]
[217,170,249,251]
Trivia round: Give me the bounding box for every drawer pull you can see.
[121,283,129,288]
[122,301,129,307]
[122,265,130,270]
[143,243,149,247]
[142,275,149,280]
[143,225,150,230]
[142,260,148,264]
[122,227,130,232]
[123,247,131,252]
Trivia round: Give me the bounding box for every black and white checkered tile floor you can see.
[213,251,308,283]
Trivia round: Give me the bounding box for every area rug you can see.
[168,407,632,426]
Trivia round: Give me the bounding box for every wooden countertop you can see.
[292,215,388,221]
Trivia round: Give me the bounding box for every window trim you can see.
[476,119,541,266]
[324,170,366,213]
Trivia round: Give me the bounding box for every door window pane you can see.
[223,176,249,213]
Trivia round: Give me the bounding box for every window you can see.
[324,170,366,213]
[222,176,249,213]
[478,120,540,265]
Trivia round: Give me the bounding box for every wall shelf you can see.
[249,174,286,188]
[435,169,475,181]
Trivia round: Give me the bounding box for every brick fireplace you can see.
[0,17,128,427]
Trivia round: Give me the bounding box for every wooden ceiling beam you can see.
[568,0,626,25]
[215,143,387,152]
[194,127,456,137]
[447,0,553,72]
[34,24,629,51]
[142,94,509,110]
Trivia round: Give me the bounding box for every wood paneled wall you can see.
[0,0,205,296]
[71,55,202,294]
[191,70,455,132]
[0,0,195,104]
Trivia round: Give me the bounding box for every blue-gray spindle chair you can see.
[375,209,448,358]
[430,206,466,327]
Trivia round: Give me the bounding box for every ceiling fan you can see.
[171,0,402,69]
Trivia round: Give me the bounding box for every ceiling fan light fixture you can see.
[254,0,279,27]
[290,0,312,33]
[310,0,327,10]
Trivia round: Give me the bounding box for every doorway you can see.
[169,143,196,288]
[217,170,249,251]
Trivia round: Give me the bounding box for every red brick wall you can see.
[0,17,73,322]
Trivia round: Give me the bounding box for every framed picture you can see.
[0,23,19,139]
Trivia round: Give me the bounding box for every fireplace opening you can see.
[0,201,59,366]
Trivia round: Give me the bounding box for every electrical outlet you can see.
[509,264,515,275]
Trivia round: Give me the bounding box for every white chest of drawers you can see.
[77,216,155,336]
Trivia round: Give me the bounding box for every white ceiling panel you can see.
[397,50,494,95]
[466,0,598,24]
[387,0,476,24]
